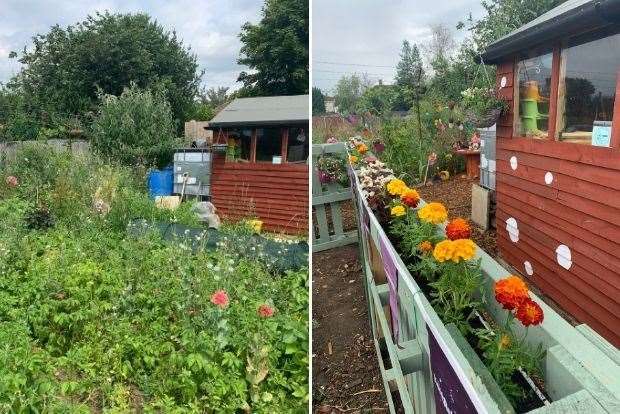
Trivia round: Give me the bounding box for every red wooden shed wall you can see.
[210,153,309,235]
[494,60,620,347]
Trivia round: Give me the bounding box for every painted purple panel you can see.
[379,234,399,340]
[427,326,477,414]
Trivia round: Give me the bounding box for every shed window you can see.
[287,127,308,162]
[256,128,283,162]
[515,50,553,139]
[556,33,620,146]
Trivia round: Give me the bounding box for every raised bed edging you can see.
[341,147,620,414]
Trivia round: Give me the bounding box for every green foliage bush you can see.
[0,148,309,412]
[91,84,179,169]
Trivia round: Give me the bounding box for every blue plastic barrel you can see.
[148,166,174,198]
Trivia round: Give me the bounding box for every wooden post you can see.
[611,69,620,149]
[281,128,289,162]
[548,45,561,140]
[250,128,257,163]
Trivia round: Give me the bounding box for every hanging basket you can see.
[466,108,502,128]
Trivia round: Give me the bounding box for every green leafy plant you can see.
[0,149,309,412]
[429,258,484,336]
[91,83,180,168]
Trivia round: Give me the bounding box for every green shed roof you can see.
[480,0,620,63]
[207,95,309,128]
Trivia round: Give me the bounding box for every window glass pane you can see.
[226,128,252,161]
[557,32,620,146]
[287,127,308,162]
[256,127,282,162]
[516,51,553,139]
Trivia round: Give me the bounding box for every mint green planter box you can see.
[348,164,620,414]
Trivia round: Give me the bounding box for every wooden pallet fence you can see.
[348,163,620,414]
[312,143,357,252]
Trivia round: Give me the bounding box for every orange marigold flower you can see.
[258,304,275,318]
[210,290,229,309]
[418,240,433,253]
[451,239,476,262]
[391,205,406,217]
[494,276,529,310]
[516,298,544,326]
[400,188,420,208]
[356,143,369,154]
[432,240,455,262]
[445,218,471,240]
[349,155,358,164]
[417,202,448,224]
[386,178,407,196]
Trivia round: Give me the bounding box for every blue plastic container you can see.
[148,166,174,198]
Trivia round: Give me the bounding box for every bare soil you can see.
[312,244,388,413]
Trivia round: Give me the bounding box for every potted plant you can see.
[461,86,509,128]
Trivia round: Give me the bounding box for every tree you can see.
[424,24,457,72]
[90,84,178,168]
[237,0,309,96]
[460,0,566,51]
[395,40,425,108]
[356,85,398,116]
[201,86,232,109]
[312,87,325,115]
[10,12,202,126]
[334,74,371,115]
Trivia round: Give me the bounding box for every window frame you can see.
[512,30,620,149]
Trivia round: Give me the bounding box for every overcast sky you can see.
[0,0,263,91]
[312,0,486,93]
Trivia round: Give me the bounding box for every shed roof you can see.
[207,95,309,128]
[480,0,620,63]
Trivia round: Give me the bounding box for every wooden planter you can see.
[348,164,620,414]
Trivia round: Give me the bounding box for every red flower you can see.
[516,298,544,326]
[445,218,471,241]
[210,290,229,308]
[400,188,420,208]
[5,176,18,188]
[258,304,275,318]
[494,276,529,310]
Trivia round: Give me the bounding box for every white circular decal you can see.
[506,217,519,243]
[500,76,507,88]
[510,156,518,171]
[556,244,572,270]
[524,261,533,276]
[544,172,553,185]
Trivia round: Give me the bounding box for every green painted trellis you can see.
[346,161,620,414]
[312,143,357,252]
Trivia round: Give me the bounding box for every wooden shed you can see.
[206,95,309,235]
[480,0,620,346]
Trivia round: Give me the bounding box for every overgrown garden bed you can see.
[0,146,308,412]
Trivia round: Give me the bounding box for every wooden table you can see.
[455,149,481,179]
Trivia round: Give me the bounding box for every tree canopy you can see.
[9,12,202,125]
[237,0,309,96]
[395,40,425,108]
[312,87,325,114]
[334,74,370,115]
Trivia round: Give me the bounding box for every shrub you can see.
[91,84,179,168]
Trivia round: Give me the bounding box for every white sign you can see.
[592,121,612,147]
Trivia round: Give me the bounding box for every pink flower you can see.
[364,156,377,163]
[258,304,275,318]
[5,176,18,188]
[326,137,338,144]
[210,290,229,308]
[428,152,438,165]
